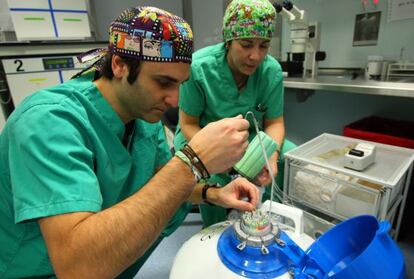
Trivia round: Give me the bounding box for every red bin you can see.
[343,116,414,149]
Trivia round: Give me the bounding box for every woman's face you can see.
[226,38,271,76]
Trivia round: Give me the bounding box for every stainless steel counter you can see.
[284,75,414,98]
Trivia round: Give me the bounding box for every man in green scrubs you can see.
[0,6,259,278]
[174,0,296,227]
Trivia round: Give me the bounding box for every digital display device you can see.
[42,57,74,70]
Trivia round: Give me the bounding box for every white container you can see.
[366,55,383,79]
[284,133,414,239]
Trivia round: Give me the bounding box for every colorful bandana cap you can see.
[223,0,276,42]
[108,6,193,63]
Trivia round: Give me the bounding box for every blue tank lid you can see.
[217,226,305,278]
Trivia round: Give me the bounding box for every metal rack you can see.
[387,62,414,81]
[283,133,414,240]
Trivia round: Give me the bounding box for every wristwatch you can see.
[201,184,219,205]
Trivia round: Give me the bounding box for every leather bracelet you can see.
[202,184,219,205]
[175,150,203,182]
[182,144,210,180]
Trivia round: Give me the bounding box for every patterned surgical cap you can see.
[223,0,276,42]
[109,6,193,63]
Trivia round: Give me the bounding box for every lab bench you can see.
[283,133,414,240]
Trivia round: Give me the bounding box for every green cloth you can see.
[173,42,286,228]
[0,72,191,278]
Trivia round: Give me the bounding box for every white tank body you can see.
[170,201,315,279]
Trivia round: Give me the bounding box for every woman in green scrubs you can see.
[174,0,296,227]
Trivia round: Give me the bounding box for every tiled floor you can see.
[137,213,414,279]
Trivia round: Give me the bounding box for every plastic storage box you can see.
[283,133,414,239]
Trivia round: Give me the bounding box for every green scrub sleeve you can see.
[263,62,284,119]
[156,124,173,167]
[178,67,206,117]
[9,105,102,223]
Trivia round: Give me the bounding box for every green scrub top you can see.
[0,72,191,278]
[174,42,284,150]
[173,42,286,227]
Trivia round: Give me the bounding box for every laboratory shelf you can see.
[285,75,414,98]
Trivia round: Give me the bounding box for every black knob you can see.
[315,51,326,61]
[273,3,283,13]
[283,1,293,10]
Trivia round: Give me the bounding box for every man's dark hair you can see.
[100,53,142,85]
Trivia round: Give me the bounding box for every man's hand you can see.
[207,177,259,211]
[188,115,249,174]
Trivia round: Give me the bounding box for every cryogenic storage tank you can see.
[170,201,405,279]
[170,201,314,279]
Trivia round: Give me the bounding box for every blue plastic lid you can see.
[217,226,305,278]
[294,215,405,279]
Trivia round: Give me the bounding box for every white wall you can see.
[184,0,414,65]
[276,0,414,144]
[280,0,414,68]
[91,0,227,52]
[91,0,183,40]
[190,0,225,50]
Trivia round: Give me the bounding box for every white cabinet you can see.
[2,56,81,107]
[7,0,91,40]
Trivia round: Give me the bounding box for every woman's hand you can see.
[253,158,278,186]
